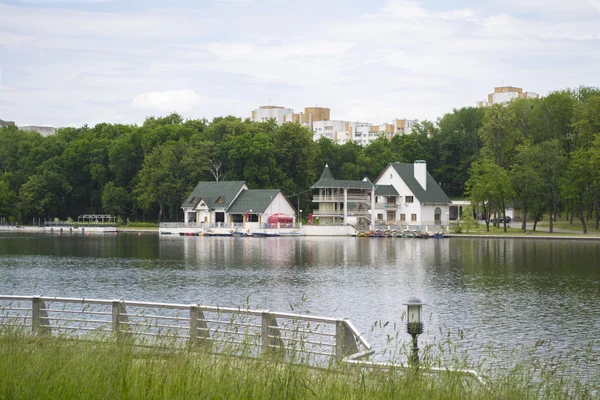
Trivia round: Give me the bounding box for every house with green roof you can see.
[374,161,451,226]
[181,181,296,229]
[311,160,451,228]
[311,165,376,228]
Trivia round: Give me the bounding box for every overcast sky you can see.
[1,0,599,127]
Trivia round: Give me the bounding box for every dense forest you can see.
[1,86,599,232]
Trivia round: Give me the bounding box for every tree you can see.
[433,107,484,196]
[101,182,131,221]
[0,179,17,222]
[18,171,72,221]
[466,159,514,232]
[510,152,546,233]
[272,123,318,195]
[478,104,517,168]
[533,140,567,233]
[134,141,187,222]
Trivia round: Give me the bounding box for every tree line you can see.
[1,86,599,232]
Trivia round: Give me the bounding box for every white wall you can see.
[252,107,294,124]
[375,164,449,225]
[312,120,347,141]
[375,164,422,223]
[263,192,297,222]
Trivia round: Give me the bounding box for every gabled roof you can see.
[375,185,399,196]
[312,165,374,190]
[182,181,246,209]
[227,189,282,213]
[386,163,451,205]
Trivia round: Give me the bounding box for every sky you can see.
[1,0,599,128]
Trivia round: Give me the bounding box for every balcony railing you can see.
[312,195,370,203]
[374,202,398,209]
[312,210,370,216]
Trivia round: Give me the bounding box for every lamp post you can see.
[403,297,425,366]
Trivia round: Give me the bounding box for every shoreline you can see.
[2,226,600,240]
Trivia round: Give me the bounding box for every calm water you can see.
[1,231,600,367]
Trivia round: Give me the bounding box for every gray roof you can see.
[375,185,399,196]
[227,189,282,214]
[387,163,451,205]
[182,181,246,209]
[312,165,374,190]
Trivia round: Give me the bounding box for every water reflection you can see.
[1,232,599,367]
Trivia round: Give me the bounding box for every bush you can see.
[125,222,158,228]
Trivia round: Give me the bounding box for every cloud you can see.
[1,0,599,126]
[132,90,201,113]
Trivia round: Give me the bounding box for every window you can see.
[405,196,414,203]
[390,173,392,179]
[388,196,396,204]
[400,214,406,221]
[434,207,442,225]
[411,214,417,221]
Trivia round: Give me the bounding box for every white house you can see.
[311,161,451,229]
[374,161,452,226]
[181,181,296,229]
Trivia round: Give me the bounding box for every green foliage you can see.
[460,206,477,233]
[2,86,600,225]
[1,328,596,400]
[466,159,514,232]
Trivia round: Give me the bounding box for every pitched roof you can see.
[387,163,451,204]
[182,181,246,209]
[312,165,374,190]
[227,189,282,213]
[375,184,399,196]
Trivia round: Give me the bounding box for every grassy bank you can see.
[0,329,596,400]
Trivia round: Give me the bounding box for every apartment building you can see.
[476,86,540,107]
[250,105,417,145]
[251,105,330,129]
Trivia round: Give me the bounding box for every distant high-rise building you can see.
[19,126,56,136]
[0,119,16,127]
[477,86,539,107]
[250,105,416,146]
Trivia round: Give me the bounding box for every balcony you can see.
[312,195,370,203]
[374,202,397,210]
[312,209,370,216]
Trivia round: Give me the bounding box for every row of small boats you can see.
[179,230,301,237]
[354,230,445,238]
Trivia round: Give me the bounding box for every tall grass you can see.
[1,325,597,400]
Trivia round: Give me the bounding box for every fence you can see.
[0,295,372,365]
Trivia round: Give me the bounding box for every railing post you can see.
[336,320,359,363]
[261,311,270,353]
[189,305,198,347]
[112,300,128,341]
[32,296,40,335]
[32,296,50,336]
[261,311,283,354]
[190,306,210,348]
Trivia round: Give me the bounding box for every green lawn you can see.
[535,215,600,234]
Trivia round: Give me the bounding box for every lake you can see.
[1,231,599,369]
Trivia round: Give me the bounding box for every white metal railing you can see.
[374,202,398,209]
[0,295,372,364]
[312,195,370,203]
[312,210,370,216]
[0,294,486,387]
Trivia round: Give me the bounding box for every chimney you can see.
[414,160,427,190]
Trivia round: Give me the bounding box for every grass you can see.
[450,221,600,237]
[535,215,600,234]
[1,326,597,400]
